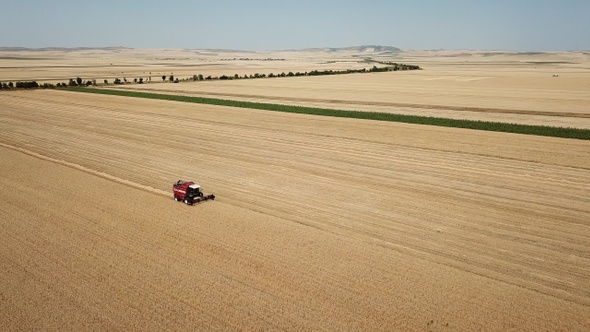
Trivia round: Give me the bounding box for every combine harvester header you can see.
[173,180,215,205]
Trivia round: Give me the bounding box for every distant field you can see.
[104,65,590,129]
[2,48,589,128]
[1,48,590,330]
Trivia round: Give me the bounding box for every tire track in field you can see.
[0,142,168,198]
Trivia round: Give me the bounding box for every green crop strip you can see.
[70,87,590,140]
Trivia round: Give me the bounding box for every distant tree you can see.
[104,79,109,85]
[76,77,83,86]
[138,77,143,84]
[287,72,294,77]
[92,79,96,85]
[16,81,39,88]
[192,74,198,81]
[162,75,166,81]
[85,80,93,86]
[169,75,174,82]
[134,78,137,83]
[234,74,239,79]
[198,74,203,80]
[8,82,14,88]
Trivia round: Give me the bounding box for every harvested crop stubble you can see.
[1,90,590,331]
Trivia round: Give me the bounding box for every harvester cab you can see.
[173,180,215,205]
[187,184,204,198]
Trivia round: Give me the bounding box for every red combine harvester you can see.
[173,180,215,205]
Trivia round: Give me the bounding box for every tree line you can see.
[167,63,421,82]
[0,63,421,90]
[0,77,99,89]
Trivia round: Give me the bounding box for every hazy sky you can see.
[1,0,588,51]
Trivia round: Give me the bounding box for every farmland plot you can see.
[109,69,590,129]
[1,90,590,331]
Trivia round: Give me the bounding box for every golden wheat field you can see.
[1,48,590,331]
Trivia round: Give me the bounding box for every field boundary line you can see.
[0,142,168,197]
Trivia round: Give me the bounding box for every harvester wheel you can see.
[183,198,192,205]
[174,196,180,202]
